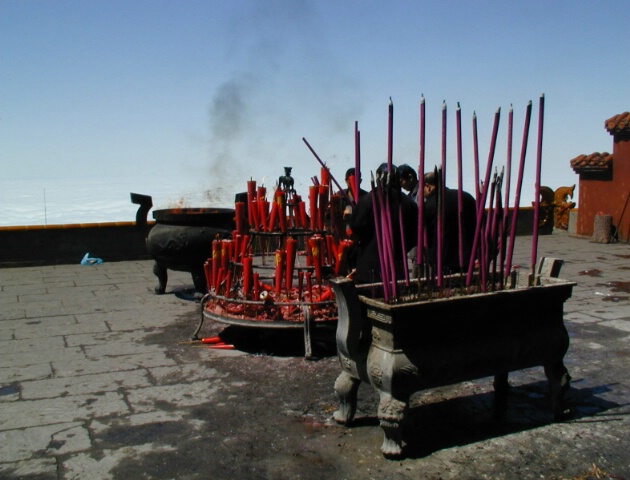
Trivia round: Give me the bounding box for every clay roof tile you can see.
[605,112,630,135]
[570,152,612,174]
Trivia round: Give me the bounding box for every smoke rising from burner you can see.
[205,1,365,195]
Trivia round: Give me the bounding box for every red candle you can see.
[321,166,330,187]
[277,191,287,232]
[305,271,313,301]
[220,240,230,270]
[241,234,250,259]
[297,270,304,300]
[308,236,323,284]
[211,240,220,290]
[335,239,352,276]
[247,180,256,226]
[318,185,328,231]
[217,267,225,293]
[309,186,318,231]
[253,272,260,300]
[285,237,297,292]
[242,255,253,297]
[274,249,284,296]
[325,234,335,265]
[299,201,308,230]
[224,270,232,298]
[249,200,259,230]
[257,186,266,202]
[268,193,279,232]
[257,200,267,232]
[233,234,241,262]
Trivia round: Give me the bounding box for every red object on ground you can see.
[201,336,222,344]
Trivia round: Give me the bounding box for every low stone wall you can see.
[0,222,154,267]
[0,207,551,268]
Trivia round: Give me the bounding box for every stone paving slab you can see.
[0,237,629,479]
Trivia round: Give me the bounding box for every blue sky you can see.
[2,0,629,208]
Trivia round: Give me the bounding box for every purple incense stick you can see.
[531,94,545,281]
[457,102,464,271]
[466,107,501,288]
[504,101,533,279]
[417,96,426,268]
[472,112,481,203]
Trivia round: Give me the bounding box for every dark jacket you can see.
[350,189,418,284]
[423,187,477,271]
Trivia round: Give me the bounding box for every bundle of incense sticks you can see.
[298,95,545,301]
[415,95,544,296]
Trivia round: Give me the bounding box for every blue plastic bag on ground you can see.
[81,253,103,266]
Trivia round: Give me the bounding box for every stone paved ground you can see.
[0,234,629,480]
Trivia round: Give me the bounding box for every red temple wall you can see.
[577,138,630,241]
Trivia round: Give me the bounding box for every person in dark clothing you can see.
[350,164,418,284]
[398,164,420,204]
[422,171,477,273]
[340,167,368,222]
[340,167,368,274]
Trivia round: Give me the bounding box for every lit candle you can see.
[248,200,257,230]
[321,166,330,187]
